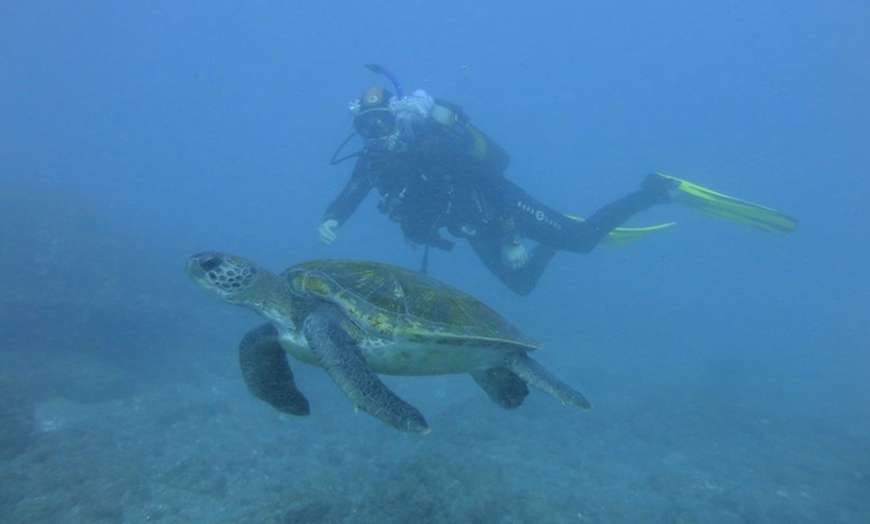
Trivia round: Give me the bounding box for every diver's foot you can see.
[642,173,680,203]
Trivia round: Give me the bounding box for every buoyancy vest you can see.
[370,99,512,250]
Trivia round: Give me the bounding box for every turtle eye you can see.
[200,255,222,272]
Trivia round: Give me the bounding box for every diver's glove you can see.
[641,173,680,203]
[501,240,530,270]
[318,219,339,245]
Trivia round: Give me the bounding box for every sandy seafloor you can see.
[1,348,867,524]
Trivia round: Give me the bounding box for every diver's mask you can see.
[352,86,396,140]
[347,86,434,153]
[353,107,396,140]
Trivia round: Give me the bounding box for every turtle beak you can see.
[184,252,224,291]
[185,252,210,276]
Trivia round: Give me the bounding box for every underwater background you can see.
[1,1,868,522]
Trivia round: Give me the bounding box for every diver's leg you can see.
[467,233,555,296]
[501,178,667,254]
[561,190,660,252]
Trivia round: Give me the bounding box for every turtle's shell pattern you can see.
[283,260,540,351]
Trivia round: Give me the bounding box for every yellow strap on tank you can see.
[468,125,488,160]
[431,104,488,160]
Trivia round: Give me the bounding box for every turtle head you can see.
[185,252,267,305]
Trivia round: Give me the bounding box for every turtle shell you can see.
[283,260,540,351]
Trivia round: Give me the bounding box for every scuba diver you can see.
[321,65,797,295]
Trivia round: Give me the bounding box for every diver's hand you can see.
[502,241,530,270]
[319,219,339,245]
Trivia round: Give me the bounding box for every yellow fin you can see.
[565,215,677,247]
[656,172,797,235]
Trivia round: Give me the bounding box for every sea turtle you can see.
[185,252,590,433]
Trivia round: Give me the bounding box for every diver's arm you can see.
[319,158,376,245]
[323,158,376,226]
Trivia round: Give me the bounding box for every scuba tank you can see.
[428,98,511,176]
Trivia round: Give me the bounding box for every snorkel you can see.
[365,63,404,100]
[365,65,434,146]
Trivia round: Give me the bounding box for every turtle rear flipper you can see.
[504,353,592,410]
[302,313,430,434]
[470,367,529,409]
[239,323,310,416]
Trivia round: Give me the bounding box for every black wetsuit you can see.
[324,104,665,295]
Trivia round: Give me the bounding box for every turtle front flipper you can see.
[470,367,529,409]
[504,353,592,410]
[239,323,310,416]
[302,313,430,434]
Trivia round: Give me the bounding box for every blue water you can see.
[1,2,868,522]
